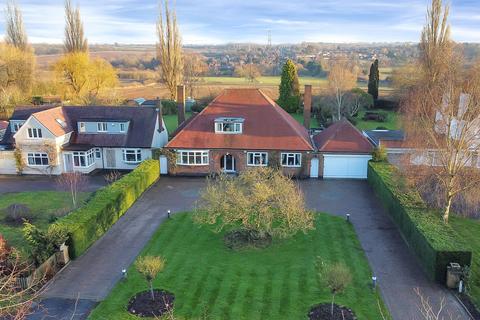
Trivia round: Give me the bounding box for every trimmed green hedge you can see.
[55,160,160,258]
[368,161,472,283]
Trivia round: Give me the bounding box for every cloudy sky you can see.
[0,0,479,44]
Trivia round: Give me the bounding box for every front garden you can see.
[89,213,389,320]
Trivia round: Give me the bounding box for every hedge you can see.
[368,161,472,283]
[55,160,160,258]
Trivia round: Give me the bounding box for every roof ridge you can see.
[257,89,314,151]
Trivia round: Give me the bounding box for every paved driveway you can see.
[299,179,469,320]
[0,175,106,194]
[29,177,205,320]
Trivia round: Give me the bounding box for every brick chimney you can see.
[155,97,164,132]
[303,85,312,129]
[177,85,186,125]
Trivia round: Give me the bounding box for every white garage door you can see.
[323,154,372,179]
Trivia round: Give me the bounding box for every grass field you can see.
[354,109,401,131]
[89,213,389,320]
[0,191,90,251]
[451,216,480,308]
[163,112,193,134]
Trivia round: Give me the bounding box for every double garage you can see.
[312,120,374,180]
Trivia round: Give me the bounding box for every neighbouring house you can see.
[164,87,375,179]
[363,129,407,165]
[0,120,8,142]
[0,105,168,175]
[313,120,374,179]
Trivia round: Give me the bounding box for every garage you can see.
[313,120,374,179]
[323,154,372,179]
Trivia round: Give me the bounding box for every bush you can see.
[3,204,32,225]
[374,99,399,110]
[346,116,357,126]
[368,162,472,282]
[160,99,177,115]
[372,146,387,162]
[223,229,272,250]
[55,160,160,258]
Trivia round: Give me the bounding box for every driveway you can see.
[299,179,470,320]
[0,175,106,194]
[28,177,205,320]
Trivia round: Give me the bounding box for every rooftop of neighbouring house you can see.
[0,121,8,131]
[313,119,374,153]
[166,88,314,151]
[363,129,406,148]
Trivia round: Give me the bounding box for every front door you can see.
[220,154,235,173]
[106,149,116,168]
[64,154,73,172]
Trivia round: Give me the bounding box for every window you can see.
[79,122,86,133]
[214,118,243,134]
[73,150,95,167]
[12,122,24,132]
[247,152,268,166]
[95,148,102,159]
[27,153,49,166]
[27,128,42,138]
[281,153,302,167]
[176,150,209,165]
[119,123,126,132]
[122,149,142,163]
[97,122,108,132]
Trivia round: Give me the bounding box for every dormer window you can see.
[97,122,108,132]
[214,117,244,134]
[11,121,24,133]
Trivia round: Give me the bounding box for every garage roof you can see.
[313,119,374,153]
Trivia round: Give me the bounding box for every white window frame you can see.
[27,152,49,166]
[27,128,43,139]
[176,150,209,166]
[97,122,108,132]
[79,122,86,133]
[247,152,268,166]
[281,153,302,167]
[122,149,142,164]
[215,122,243,134]
[119,123,126,133]
[12,122,24,133]
[73,149,95,168]
[95,148,102,159]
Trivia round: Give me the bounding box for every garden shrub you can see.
[160,99,177,115]
[223,229,272,250]
[55,160,160,258]
[368,161,472,282]
[3,204,32,225]
[371,146,387,162]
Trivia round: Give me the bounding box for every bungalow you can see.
[0,105,168,175]
[165,86,375,179]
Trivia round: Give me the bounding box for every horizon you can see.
[0,0,478,45]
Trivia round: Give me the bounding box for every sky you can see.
[0,0,479,45]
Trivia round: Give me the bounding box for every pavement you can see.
[299,179,470,320]
[0,174,106,194]
[28,177,205,320]
[27,177,470,320]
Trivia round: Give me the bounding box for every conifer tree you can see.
[277,59,300,113]
[368,59,379,100]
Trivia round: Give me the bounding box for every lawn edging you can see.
[55,160,160,258]
[367,161,472,283]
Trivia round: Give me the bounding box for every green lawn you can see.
[450,216,480,308]
[290,113,320,128]
[0,191,90,251]
[164,112,193,135]
[354,109,401,131]
[89,213,389,320]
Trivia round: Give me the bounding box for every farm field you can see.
[89,213,389,320]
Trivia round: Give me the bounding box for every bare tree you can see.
[156,0,182,100]
[327,61,357,121]
[64,0,88,53]
[414,288,458,320]
[183,53,207,97]
[56,172,88,208]
[5,0,28,51]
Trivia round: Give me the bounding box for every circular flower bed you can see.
[308,303,357,320]
[127,289,175,317]
[223,229,272,250]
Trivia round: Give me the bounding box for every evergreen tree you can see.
[368,59,379,100]
[278,59,300,113]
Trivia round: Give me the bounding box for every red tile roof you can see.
[166,88,314,151]
[33,106,70,137]
[313,119,373,153]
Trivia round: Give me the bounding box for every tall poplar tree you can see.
[64,0,88,53]
[368,59,379,100]
[5,0,28,51]
[277,59,300,113]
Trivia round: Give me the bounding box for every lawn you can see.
[0,191,90,251]
[89,213,389,320]
[290,113,321,128]
[164,112,193,135]
[354,109,401,131]
[450,216,480,308]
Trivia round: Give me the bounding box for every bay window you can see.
[73,149,95,167]
[247,152,268,166]
[176,150,209,165]
[123,149,142,163]
[281,153,302,167]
